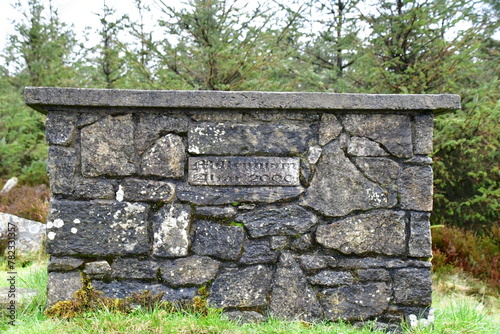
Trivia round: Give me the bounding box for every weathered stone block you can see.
[393,268,432,305]
[235,205,317,238]
[194,206,237,220]
[140,134,186,178]
[73,178,115,199]
[347,137,389,157]
[119,179,175,203]
[160,255,220,287]
[414,114,434,155]
[342,114,413,158]
[46,271,82,308]
[83,260,112,279]
[316,210,407,256]
[399,165,433,211]
[270,252,324,322]
[192,220,245,260]
[47,146,77,195]
[135,114,189,154]
[356,269,391,282]
[45,111,77,145]
[239,238,278,264]
[48,256,84,272]
[319,113,343,146]
[188,122,315,155]
[81,115,137,176]
[209,265,272,308]
[318,282,391,321]
[302,141,390,217]
[111,258,159,280]
[308,270,356,286]
[290,233,314,252]
[152,203,191,258]
[353,157,401,185]
[47,200,149,256]
[92,281,198,302]
[298,254,334,272]
[409,212,432,258]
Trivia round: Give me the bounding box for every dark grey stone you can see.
[393,268,432,305]
[83,260,112,279]
[209,265,272,308]
[225,310,265,324]
[81,114,137,177]
[270,236,289,250]
[353,157,401,185]
[48,256,84,272]
[135,114,189,154]
[342,114,413,158]
[308,270,356,286]
[290,234,314,252]
[318,282,391,321]
[188,156,300,186]
[188,122,315,155]
[47,145,77,195]
[177,185,304,205]
[270,252,324,322]
[45,111,77,145]
[240,238,278,264]
[334,257,432,269]
[356,269,391,282]
[92,281,198,302]
[235,205,317,238]
[409,212,432,258]
[152,203,191,258]
[140,134,185,178]
[111,258,159,280]
[192,220,245,260]
[319,113,343,146]
[160,255,220,287]
[47,200,149,256]
[347,137,389,157]
[414,114,434,155]
[73,178,115,199]
[398,165,433,211]
[25,88,461,112]
[316,210,407,256]
[119,179,175,203]
[46,271,82,308]
[301,141,390,217]
[194,206,237,220]
[297,254,334,272]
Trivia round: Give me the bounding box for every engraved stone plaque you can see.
[188,157,300,186]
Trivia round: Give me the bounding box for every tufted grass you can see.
[1,257,498,334]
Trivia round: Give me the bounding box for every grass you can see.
[1,256,499,334]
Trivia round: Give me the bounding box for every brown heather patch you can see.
[0,180,50,222]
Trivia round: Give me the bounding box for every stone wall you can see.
[25,88,460,328]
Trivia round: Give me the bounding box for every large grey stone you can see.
[92,280,198,302]
[46,200,149,256]
[319,113,343,146]
[192,220,245,260]
[308,270,356,287]
[160,255,220,287]
[73,178,115,199]
[119,179,175,203]
[409,212,432,258]
[81,115,137,176]
[235,205,317,238]
[135,114,189,154]
[46,271,82,308]
[413,114,434,155]
[0,213,46,256]
[297,254,335,273]
[47,145,77,195]
[48,256,84,272]
[318,282,391,321]
[347,137,389,157]
[152,203,191,258]
[316,210,407,256]
[239,238,278,264]
[188,122,315,155]
[83,260,112,279]
[177,185,304,205]
[301,141,390,217]
[269,252,324,322]
[398,165,433,211]
[111,258,159,280]
[209,265,272,308]
[353,157,401,185]
[140,134,186,178]
[342,114,413,158]
[393,268,432,305]
[194,206,237,220]
[45,111,77,145]
[356,269,391,282]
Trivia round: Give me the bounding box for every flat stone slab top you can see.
[25,87,459,330]
[25,87,460,114]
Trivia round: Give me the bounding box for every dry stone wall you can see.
[25,88,460,328]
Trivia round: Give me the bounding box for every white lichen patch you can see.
[46,221,54,228]
[47,231,57,240]
[125,202,146,213]
[116,185,124,202]
[73,218,81,224]
[71,227,78,234]
[53,219,65,228]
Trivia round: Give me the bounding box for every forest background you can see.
[0,0,498,286]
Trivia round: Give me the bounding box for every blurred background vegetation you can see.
[0,0,498,288]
